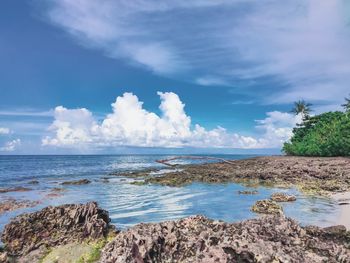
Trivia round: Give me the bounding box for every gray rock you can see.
[100,215,350,263]
[1,202,112,257]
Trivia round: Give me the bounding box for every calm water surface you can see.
[0,155,340,234]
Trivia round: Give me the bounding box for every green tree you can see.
[291,100,312,119]
[283,111,350,156]
[342,95,350,113]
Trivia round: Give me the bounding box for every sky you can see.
[0,0,349,154]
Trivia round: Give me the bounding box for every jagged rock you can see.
[1,202,111,256]
[0,187,32,193]
[270,192,297,202]
[251,199,283,214]
[0,199,40,215]
[61,179,91,185]
[238,190,258,195]
[99,215,350,263]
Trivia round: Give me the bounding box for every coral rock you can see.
[1,202,111,256]
[270,192,297,202]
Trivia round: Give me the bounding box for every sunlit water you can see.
[0,155,340,235]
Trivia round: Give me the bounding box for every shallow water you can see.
[0,155,340,234]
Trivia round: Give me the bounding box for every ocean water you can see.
[0,155,340,234]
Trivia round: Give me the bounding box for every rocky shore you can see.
[1,156,350,262]
[115,156,350,195]
[0,202,349,262]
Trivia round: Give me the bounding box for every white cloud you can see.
[0,127,10,135]
[43,0,350,109]
[254,111,303,148]
[0,139,21,152]
[42,106,98,146]
[43,92,300,149]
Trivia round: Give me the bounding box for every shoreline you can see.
[1,155,350,261]
[1,202,349,262]
[116,156,350,196]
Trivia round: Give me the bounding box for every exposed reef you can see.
[61,179,91,185]
[0,187,32,194]
[1,202,349,262]
[1,202,114,260]
[100,214,350,262]
[251,199,283,215]
[115,156,350,195]
[271,192,297,202]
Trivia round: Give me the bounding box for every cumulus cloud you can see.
[43,0,350,108]
[0,127,10,135]
[43,92,300,149]
[0,139,21,152]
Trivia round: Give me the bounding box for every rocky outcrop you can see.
[0,187,32,193]
[135,156,350,195]
[251,199,283,215]
[0,199,40,215]
[61,179,91,185]
[271,192,297,202]
[1,202,112,257]
[100,215,350,263]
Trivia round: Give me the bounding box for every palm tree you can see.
[291,100,312,117]
[341,95,350,113]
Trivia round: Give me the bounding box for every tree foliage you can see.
[283,111,350,157]
[291,100,312,117]
[342,94,350,113]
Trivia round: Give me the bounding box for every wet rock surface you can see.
[270,192,297,202]
[61,179,91,185]
[238,190,258,195]
[100,215,350,263]
[109,168,160,178]
[1,202,111,257]
[129,156,350,195]
[251,199,283,215]
[0,199,40,215]
[0,187,32,194]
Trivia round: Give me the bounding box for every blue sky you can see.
[0,0,349,154]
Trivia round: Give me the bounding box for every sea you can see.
[0,154,340,234]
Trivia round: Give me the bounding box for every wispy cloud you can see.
[42,0,350,109]
[0,109,53,117]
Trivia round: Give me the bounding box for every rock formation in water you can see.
[61,179,91,185]
[270,192,297,202]
[121,156,350,195]
[251,199,283,215]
